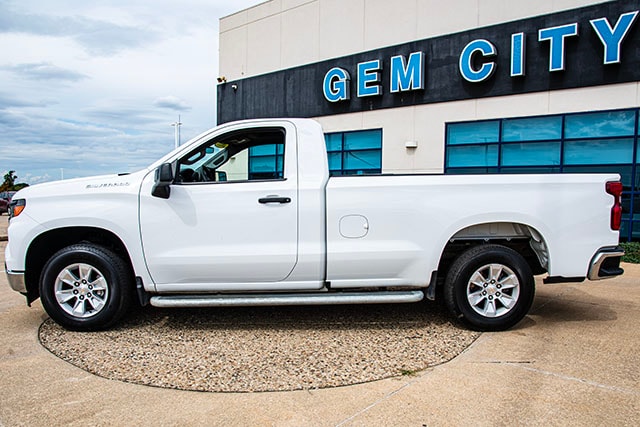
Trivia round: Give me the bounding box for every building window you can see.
[248,143,284,180]
[324,129,382,176]
[445,109,640,241]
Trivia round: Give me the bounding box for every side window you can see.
[177,128,285,184]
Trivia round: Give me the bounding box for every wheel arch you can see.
[24,226,135,304]
[436,222,549,284]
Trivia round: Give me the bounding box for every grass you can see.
[621,242,640,264]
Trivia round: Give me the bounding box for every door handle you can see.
[258,196,291,204]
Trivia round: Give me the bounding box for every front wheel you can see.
[40,244,133,331]
[444,244,535,331]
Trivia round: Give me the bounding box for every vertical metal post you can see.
[171,115,183,149]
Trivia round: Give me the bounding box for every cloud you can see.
[84,105,172,130]
[0,6,161,55]
[0,92,50,109]
[0,109,173,183]
[2,62,88,82]
[0,0,265,185]
[16,172,52,185]
[154,96,192,111]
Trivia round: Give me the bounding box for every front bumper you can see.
[5,265,26,293]
[587,246,625,281]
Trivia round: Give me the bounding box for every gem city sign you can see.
[217,2,640,124]
[322,10,638,103]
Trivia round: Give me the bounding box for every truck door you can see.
[138,124,299,291]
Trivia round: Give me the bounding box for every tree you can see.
[0,170,29,192]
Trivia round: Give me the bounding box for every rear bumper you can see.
[587,246,625,281]
[5,265,26,293]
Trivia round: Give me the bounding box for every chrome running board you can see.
[149,290,424,308]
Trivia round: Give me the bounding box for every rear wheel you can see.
[40,244,133,331]
[444,244,534,331]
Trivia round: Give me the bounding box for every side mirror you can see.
[152,163,173,199]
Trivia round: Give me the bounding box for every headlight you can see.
[8,199,25,220]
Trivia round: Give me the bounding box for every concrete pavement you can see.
[1,216,639,426]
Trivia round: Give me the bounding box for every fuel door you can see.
[339,214,369,239]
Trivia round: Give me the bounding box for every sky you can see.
[0,0,263,184]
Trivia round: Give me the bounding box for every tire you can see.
[444,244,535,331]
[39,244,133,331]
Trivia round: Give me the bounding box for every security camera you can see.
[217,76,227,83]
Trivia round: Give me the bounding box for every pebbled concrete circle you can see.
[39,303,480,393]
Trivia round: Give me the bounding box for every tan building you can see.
[217,0,640,240]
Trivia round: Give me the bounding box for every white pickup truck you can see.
[5,118,625,331]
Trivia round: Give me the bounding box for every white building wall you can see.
[219,0,632,174]
[220,0,608,80]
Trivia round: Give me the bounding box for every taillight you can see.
[605,181,623,231]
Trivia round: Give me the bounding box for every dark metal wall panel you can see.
[218,0,640,124]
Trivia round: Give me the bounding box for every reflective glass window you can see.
[325,129,382,176]
[249,144,283,156]
[325,133,342,152]
[344,130,383,150]
[447,121,499,145]
[328,152,342,171]
[343,150,381,170]
[248,143,284,180]
[501,142,561,166]
[565,110,636,138]
[563,139,634,165]
[502,116,562,142]
[621,221,630,241]
[622,196,632,219]
[631,221,640,240]
[447,145,498,167]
